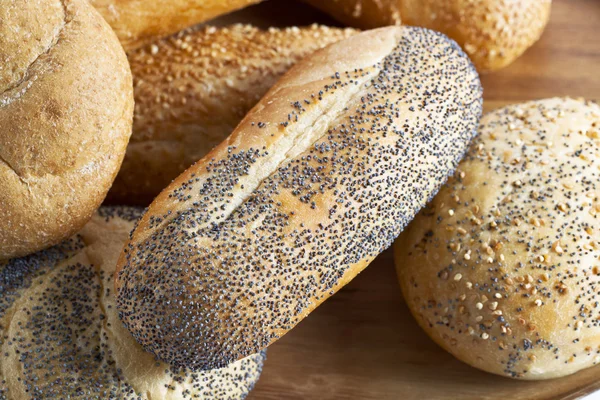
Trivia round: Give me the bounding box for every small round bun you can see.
[395,98,600,379]
[0,0,133,260]
[0,207,265,399]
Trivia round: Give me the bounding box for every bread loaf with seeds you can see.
[395,98,600,379]
[0,207,265,399]
[302,0,552,72]
[115,26,483,370]
[108,24,357,205]
[90,0,262,50]
[0,0,133,260]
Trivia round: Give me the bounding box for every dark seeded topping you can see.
[0,207,265,399]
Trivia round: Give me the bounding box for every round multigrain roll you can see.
[0,0,133,260]
[395,98,600,380]
[108,24,357,205]
[302,0,552,72]
[115,26,483,370]
[90,0,263,50]
[0,207,266,399]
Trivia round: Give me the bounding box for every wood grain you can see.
[481,0,600,112]
[239,0,600,398]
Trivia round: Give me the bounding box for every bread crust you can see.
[108,24,357,205]
[115,26,482,370]
[302,0,552,71]
[395,98,600,380]
[0,0,133,260]
[0,207,265,399]
[90,0,262,50]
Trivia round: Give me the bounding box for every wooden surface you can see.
[234,0,600,399]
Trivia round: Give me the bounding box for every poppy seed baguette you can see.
[115,26,483,370]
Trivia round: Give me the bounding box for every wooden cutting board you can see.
[219,0,600,398]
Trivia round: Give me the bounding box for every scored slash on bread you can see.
[109,24,358,205]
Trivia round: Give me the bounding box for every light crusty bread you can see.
[108,24,357,205]
[0,207,265,399]
[0,0,133,260]
[115,26,483,370]
[302,0,552,71]
[395,98,600,380]
[90,0,262,50]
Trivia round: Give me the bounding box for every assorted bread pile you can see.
[2,0,599,397]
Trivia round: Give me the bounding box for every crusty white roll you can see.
[0,207,266,399]
[108,24,357,205]
[0,0,133,261]
[115,26,483,370]
[395,98,600,380]
[302,0,552,72]
[90,0,262,50]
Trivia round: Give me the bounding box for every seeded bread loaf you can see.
[108,24,357,205]
[90,0,262,50]
[0,0,133,260]
[395,98,600,379]
[115,26,482,371]
[302,0,552,71]
[0,207,265,399]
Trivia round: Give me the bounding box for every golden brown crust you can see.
[0,207,265,399]
[90,0,262,50]
[395,98,600,380]
[0,0,133,260]
[115,26,482,370]
[108,24,357,205]
[302,0,552,71]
